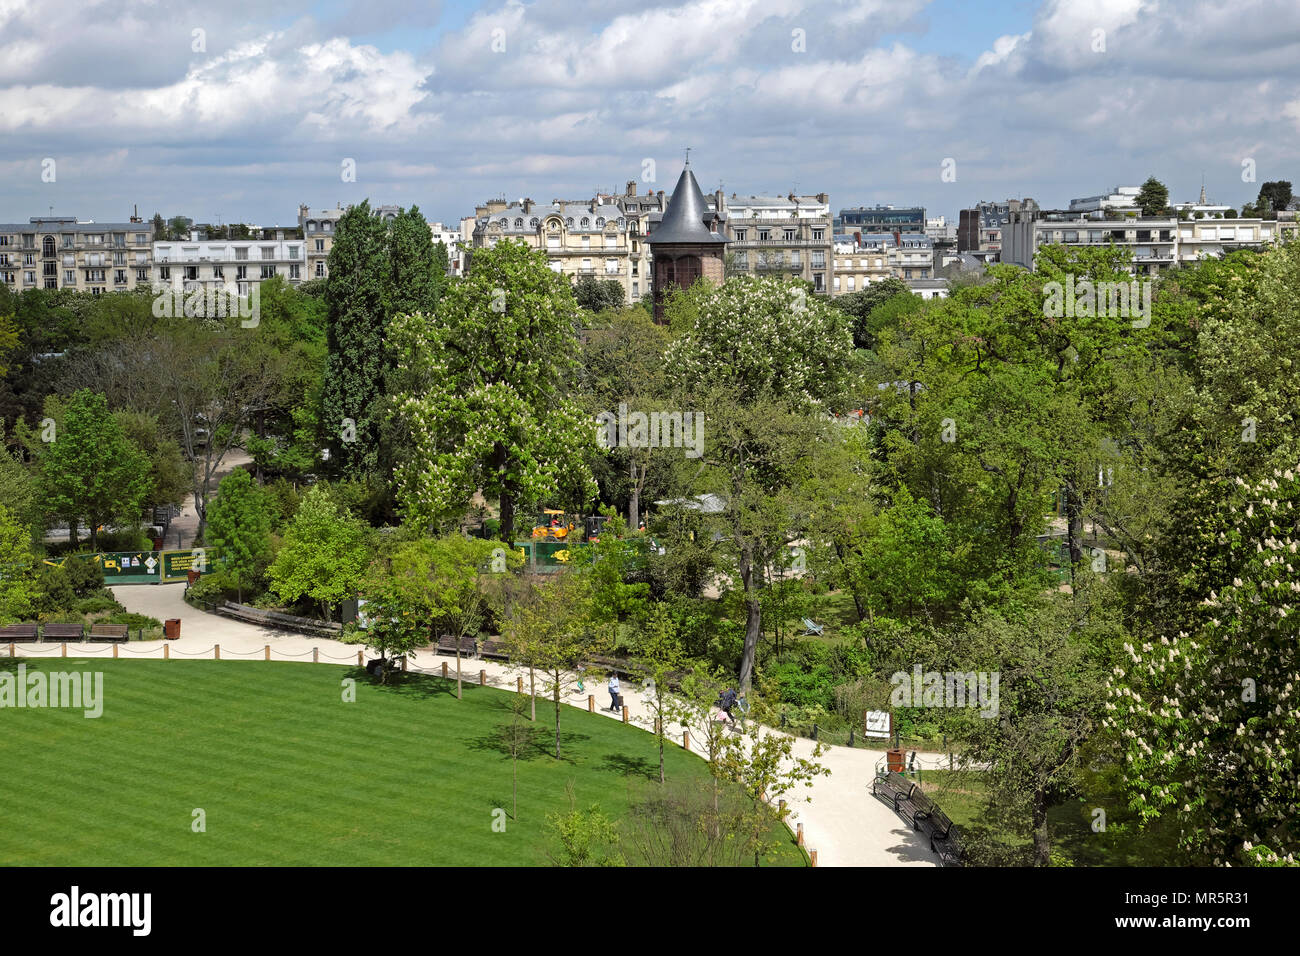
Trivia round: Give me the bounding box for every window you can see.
[734,252,747,268]
[759,230,770,241]
[42,236,56,257]
[185,266,198,280]
[261,247,275,260]
[159,266,171,280]
[514,218,524,229]
[605,258,619,275]
[846,276,854,291]
[23,253,35,266]
[581,258,592,271]
[42,262,56,277]
[213,266,224,279]
[316,262,326,278]
[581,236,591,249]
[234,247,249,260]
[530,218,539,228]
[833,277,841,292]
[114,252,126,266]
[115,270,127,284]
[605,235,618,248]
[288,246,299,260]
[784,230,795,242]
[236,266,247,280]
[581,217,590,228]
[734,229,746,241]
[289,264,300,279]
[812,229,824,241]
[136,234,149,245]
[0,236,8,246]
[136,268,149,281]
[315,239,325,252]
[811,251,825,268]
[565,218,574,228]
[632,281,639,297]
[261,265,276,279]
[790,251,800,267]
[548,260,563,273]
[813,273,823,292]
[546,235,561,250]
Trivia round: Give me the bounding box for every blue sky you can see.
[1,0,1298,227]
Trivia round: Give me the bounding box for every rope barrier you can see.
[169,645,218,657]
[270,648,316,658]
[218,646,267,657]
[116,644,162,655]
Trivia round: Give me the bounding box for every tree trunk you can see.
[1032,789,1051,866]
[552,673,561,759]
[737,544,762,691]
[629,459,641,530]
[657,693,665,784]
[499,491,515,545]
[529,666,536,721]
[1064,477,1084,582]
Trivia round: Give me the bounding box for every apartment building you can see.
[0,216,153,293]
[1002,210,1297,274]
[152,231,306,296]
[704,191,833,293]
[298,205,346,281]
[1068,186,1141,218]
[835,205,925,234]
[957,199,1037,256]
[831,231,935,294]
[469,181,663,303]
[429,221,465,276]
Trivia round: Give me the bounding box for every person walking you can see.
[608,674,621,711]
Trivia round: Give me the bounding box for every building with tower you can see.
[646,161,727,322]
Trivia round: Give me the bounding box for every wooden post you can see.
[61,643,67,658]
[682,730,690,751]
[215,645,220,660]
[357,650,363,667]
[313,646,319,663]
[264,644,271,661]
[479,669,486,686]
[622,705,628,723]
[779,799,787,817]
[796,823,805,847]
[401,657,407,672]
[441,661,448,679]
[113,644,118,659]
[163,643,170,660]
[517,676,523,694]
[7,643,12,657]
[810,850,818,867]
[587,695,594,712]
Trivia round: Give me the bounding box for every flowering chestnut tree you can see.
[387,240,598,541]
[665,276,857,689]
[1107,467,1300,866]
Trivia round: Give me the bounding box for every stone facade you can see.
[0,216,153,293]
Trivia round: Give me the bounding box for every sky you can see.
[2,0,1299,227]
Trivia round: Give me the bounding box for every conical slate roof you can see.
[648,164,726,244]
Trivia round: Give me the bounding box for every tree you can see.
[151,213,165,240]
[502,572,599,758]
[389,205,446,317]
[631,603,688,784]
[1110,467,1300,865]
[0,423,40,540]
[830,276,912,350]
[0,504,37,623]
[666,275,858,689]
[388,239,599,542]
[114,410,191,514]
[496,691,541,820]
[715,719,828,867]
[573,276,625,313]
[40,389,150,549]
[1255,181,1293,216]
[321,200,392,477]
[266,485,371,620]
[1134,177,1170,216]
[545,784,622,866]
[204,469,272,603]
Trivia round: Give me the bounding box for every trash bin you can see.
[164,619,181,640]
[886,747,905,774]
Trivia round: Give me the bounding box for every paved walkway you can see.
[10,582,946,868]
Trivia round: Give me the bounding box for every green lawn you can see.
[0,659,804,866]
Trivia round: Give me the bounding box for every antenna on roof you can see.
[683,146,692,165]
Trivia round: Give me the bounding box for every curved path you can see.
[9,583,943,868]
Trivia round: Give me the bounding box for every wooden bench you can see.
[42,622,86,641]
[89,624,129,643]
[873,772,963,866]
[436,635,478,658]
[479,639,509,661]
[0,623,38,643]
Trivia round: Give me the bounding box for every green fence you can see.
[43,548,217,585]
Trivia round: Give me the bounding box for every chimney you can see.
[893,229,901,247]
[626,180,636,197]
[523,199,533,214]
[817,193,828,204]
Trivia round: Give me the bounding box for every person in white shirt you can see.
[608,674,621,711]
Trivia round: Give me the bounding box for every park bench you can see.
[801,617,824,636]
[218,602,342,637]
[871,771,925,824]
[42,622,86,642]
[89,624,129,643]
[925,806,962,866]
[479,640,510,661]
[436,635,478,658]
[586,654,634,678]
[0,623,38,643]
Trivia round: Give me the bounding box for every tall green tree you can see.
[1134,176,1170,216]
[266,485,371,620]
[40,389,150,549]
[322,200,392,477]
[389,206,446,317]
[388,239,598,542]
[665,275,857,689]
[0,504,37,622]
[205,469,272,603]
